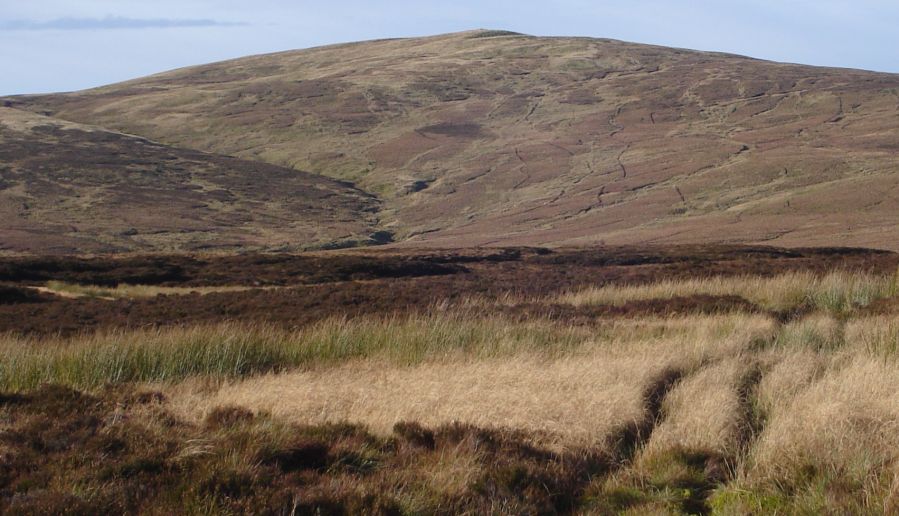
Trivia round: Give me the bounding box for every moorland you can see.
[3,29,899,515]
[3,245,899,513]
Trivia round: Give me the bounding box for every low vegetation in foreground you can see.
[3,254,899,514]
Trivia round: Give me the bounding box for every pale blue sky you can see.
[2,1,897,96]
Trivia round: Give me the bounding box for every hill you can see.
[5,30,899,251]
[0,107,380,253]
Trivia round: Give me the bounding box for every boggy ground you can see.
[0,244,895,335]
[3,245,899,514]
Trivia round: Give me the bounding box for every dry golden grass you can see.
[582,310,899,513]
[171,356,646,447]
[710,355,899,513]
[643,358,748,457]
[754,349,826,416]
[846,315,899,356]
[706,316,899,513]
[753,356,899,475]
[41,281,266,299]
[9,270,899,512]
[558,270,898,313]
[164,314,772,447]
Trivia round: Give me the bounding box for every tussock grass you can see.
[773,314,844,350]
[717,355,899,514]
[0,312,775,393]
[165,314,772,446]
[845,316,899,357]
[0,313,600,392]
[558,270,898,314]
[755,349,825,416]
[709,316,899,513]
[643,358,747,456]
[583,311,899,514]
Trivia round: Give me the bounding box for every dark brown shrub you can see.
[265,441,330,473]
[203,405,255,429]
[392,421,435,449]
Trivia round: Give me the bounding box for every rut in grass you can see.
[606,368,684,464]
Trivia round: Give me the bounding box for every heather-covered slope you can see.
[0,107,381,253]
[6,30,899,250]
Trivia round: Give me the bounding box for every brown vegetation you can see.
[3,245,899,513]
[0,107,380,254]
[0,385,614,514]
[0,245,895,336]
[7,30,899,251]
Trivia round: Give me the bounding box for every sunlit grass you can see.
[0,311,775,393]
[6,270,899,513]
[0,314,597,391]
[557,270,899,314]
[43,280,264,299]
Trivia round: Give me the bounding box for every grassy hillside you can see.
[0,107,381,253]
[8,30,899,250]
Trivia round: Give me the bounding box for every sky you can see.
[2,1,898,96]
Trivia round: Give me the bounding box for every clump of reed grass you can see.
[845,315,899,357]
[773,314,844,351]
[0,313,594,392]
[0,311,773,396]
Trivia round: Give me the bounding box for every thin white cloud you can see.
[0,0,896,96]
[0,16,246,31]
